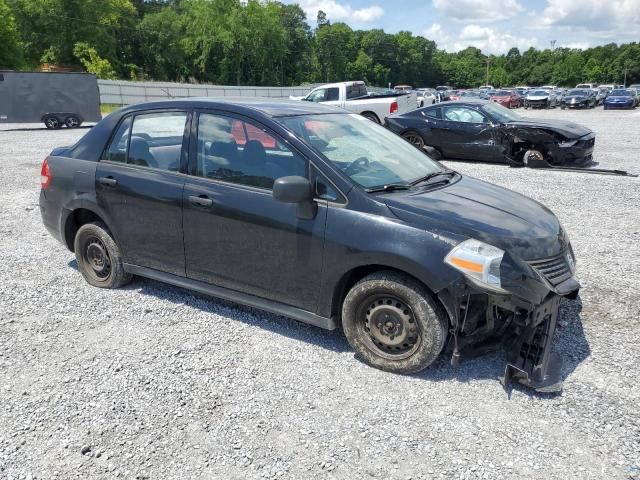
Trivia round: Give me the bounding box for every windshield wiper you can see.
[365,183,412,193]
[409,170,456,186]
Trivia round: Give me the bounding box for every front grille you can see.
[527,252,572,286]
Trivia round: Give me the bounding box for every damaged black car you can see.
[386,100,595,167]
[40,99,580,393]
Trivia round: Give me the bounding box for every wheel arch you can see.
[329,263,447,323]
[62,205,115,252]
[360,111,381,123]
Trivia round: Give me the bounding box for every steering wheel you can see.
[344,157,370,175]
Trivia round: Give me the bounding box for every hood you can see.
[606,96,632,101]
[383,176,564,260]
[564,95,587,101]
[504,117,592,138]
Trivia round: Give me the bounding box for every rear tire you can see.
[401,131,425,150]
[74,222,132,289]
[361,112,380,124]
[342,271,448,374]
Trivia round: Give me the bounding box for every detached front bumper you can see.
[439,250,580,393]
[500,294,563,392]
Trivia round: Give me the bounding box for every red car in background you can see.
[489,90,522,108]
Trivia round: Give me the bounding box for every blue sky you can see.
[284,0,640,54]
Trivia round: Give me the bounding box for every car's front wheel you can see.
[342,271,448,374]
[74,222,132,289]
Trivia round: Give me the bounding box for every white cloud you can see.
[450,24,537,54]
[297,0,384,23]
[539,0,640,38]
[432,0,523,22]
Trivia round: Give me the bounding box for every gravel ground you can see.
[1,108,639,480]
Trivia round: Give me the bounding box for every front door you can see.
[96,110,189,276]
[438,105,496,161]
[182,111,326,311]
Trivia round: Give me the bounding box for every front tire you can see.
[74,222,132,289]
[342,271,448,374]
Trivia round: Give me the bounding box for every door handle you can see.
[188,195,213,208]
[98,176,117,187]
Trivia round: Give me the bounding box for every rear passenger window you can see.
[103,116,131,163]
[127,112,187,171]
[195,113,306,190]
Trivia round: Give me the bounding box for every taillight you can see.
[41,157,51,189]
[390,101,398,114]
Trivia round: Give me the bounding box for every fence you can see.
[98,79,318,106]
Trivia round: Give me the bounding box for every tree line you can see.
[1,0,639,88]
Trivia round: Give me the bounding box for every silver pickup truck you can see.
[291,81,417,123]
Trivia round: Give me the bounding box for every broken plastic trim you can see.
[500,295,563,393]
[505,155,638,177]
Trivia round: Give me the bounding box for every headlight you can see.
[559,139,578,148]
[444,239,505,291]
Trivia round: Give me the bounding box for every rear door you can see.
[438,105,496,161]
[96,110,190,276]
[182,110,326,311]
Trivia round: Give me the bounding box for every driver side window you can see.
[307,89,326,102]
[443,106,488,124]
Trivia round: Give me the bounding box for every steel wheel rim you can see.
[357,294,421,360]
[66,117,78,128]
[83,236,112,282]
[46,117,59,129]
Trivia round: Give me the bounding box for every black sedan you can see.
[561,89,596,109]
[385,100,595,167]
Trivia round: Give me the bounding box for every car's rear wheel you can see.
[361,112,380,124]
[402,131,425,150]
[74,222,132,289]
[342,271,448,374]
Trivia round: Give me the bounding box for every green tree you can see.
[73,41,117,78]
[0,0,22,68]
[137,7,186,81]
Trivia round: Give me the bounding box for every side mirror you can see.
[273,176,316,219]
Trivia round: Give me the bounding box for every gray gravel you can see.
[1,108,640,480]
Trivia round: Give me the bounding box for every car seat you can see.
[129,136,157,168]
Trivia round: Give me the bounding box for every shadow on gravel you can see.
[443,158,600,169]
[411,297,590,397]
[66,260,590,384]
[121,272,351,353]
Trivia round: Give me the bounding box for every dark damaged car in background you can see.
[386,99,595,167]
[40,98,580,392]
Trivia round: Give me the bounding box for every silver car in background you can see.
[524,88,559,109]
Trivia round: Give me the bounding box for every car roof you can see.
[116,97,345,118]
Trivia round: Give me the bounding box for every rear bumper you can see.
[39,190,64,244]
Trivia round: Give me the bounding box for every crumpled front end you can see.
[437,247,580,393]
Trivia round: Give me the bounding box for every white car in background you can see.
[415,88,437,107]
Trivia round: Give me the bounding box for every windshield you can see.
[610,89,630,96]
[568,89,587,95]
[482,102,522,122]
[529,90,549,96]
[491,90,509,96]
[278,113,443,190]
